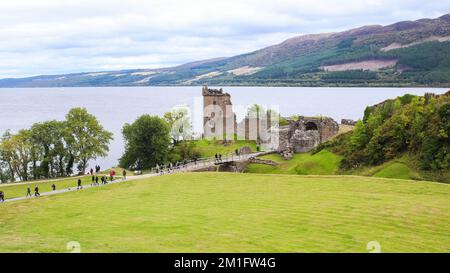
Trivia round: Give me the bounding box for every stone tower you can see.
[202,86,235,140]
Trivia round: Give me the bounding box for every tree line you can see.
[316,91,450,173]
[0,108,113,183]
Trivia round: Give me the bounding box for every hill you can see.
[0,172,449,252]
[314,91,450,182]
[1,14,450,87]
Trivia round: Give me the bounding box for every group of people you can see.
[214,153,223,163]
[86,169,126,188]
[94,165,101,173]
[0,166,128,202]
[26,185,41,197]
[155,160,192,175]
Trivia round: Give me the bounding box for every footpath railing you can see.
[149,152,266,175]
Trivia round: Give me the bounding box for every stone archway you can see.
[305,121,319,131]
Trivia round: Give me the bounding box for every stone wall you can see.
[267,116,339,157]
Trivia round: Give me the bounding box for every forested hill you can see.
[317,91,450,182]
[1,14,450,87]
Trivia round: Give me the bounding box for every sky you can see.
[0,0,449,78]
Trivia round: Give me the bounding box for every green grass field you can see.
[1,172,448,253]
[246,150,342,175]
[192,139,257,157]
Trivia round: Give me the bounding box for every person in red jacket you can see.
[109,169,115,182]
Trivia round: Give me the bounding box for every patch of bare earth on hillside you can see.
[381,35,450,52]
[227,66,262,76]
[321,60,397,72]
[183,71,223,84]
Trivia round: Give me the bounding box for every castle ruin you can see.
[202,86,339,156]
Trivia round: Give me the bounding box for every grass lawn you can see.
[192,139,257,157]
[0,172,449,252]
[246,150,342,175]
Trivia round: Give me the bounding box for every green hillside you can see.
[1,14,450,87]
[314,91,450,182]
[1,173,449,253]
[245,150,342,175]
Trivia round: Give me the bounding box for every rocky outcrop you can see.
[341,119,357,126]
[239,146,253,155]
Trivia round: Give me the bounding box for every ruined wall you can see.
[268,116,339,157]
[203,86,234,139]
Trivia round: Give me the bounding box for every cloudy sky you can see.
[0,0,449,78]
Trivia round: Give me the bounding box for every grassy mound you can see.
[1,173,448,252]
[373,162,416,180]
[246,150,342,175]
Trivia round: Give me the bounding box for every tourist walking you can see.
[51,184,56,191]
[215,153,218,163]
[26,186,32,197]
[34,186,40,197]
[109,169,115,182]
[95,176,99,185]
[90,168,94,175]
[122,169,127,180]
[219,154,222,162]
[91,175,95,185]
[77,179,83,190]
[0,191,4,202]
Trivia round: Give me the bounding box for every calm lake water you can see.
[0,86,447,169]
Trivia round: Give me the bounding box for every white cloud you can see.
[0,0,449,78]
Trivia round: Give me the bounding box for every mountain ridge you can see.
[1,13,450,87]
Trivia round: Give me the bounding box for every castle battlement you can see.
[202,85,230,97]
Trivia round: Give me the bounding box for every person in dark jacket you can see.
[26,186,32,197]
[77,179,82,190]
[34,186,40,196]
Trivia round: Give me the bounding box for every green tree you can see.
[120,115,171,170]
[65,108,113,174]
[0,161,11,183]
[163,105,192,144]
[246,104,265,119]
[170,141,201,163]
[30,120,67,178]
[0,130,16,182]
